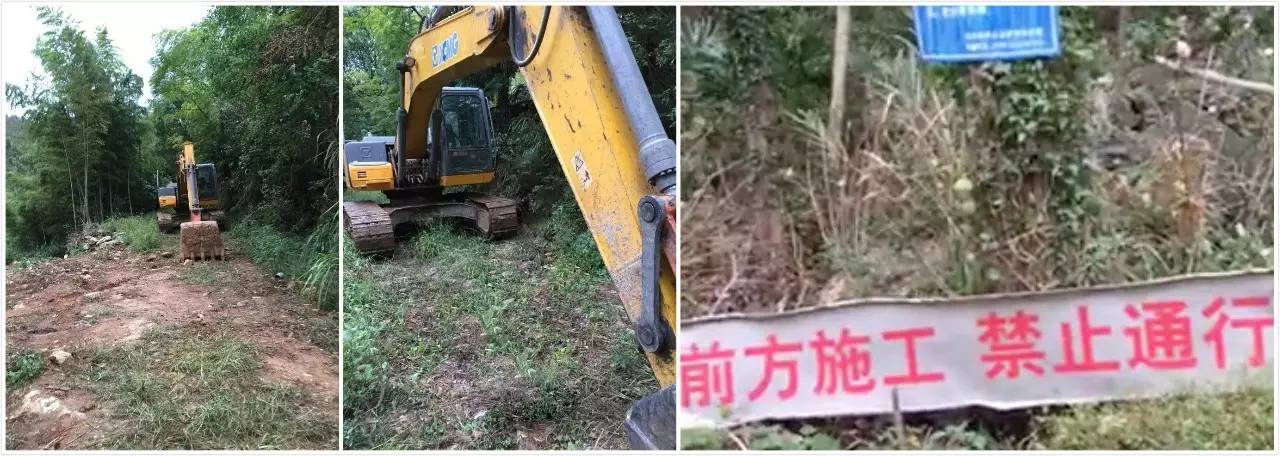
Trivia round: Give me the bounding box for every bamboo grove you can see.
[6,6,338,260]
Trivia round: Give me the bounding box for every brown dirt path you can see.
[5,244,337,450]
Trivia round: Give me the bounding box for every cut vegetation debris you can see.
[342,212,656,450]
[5,232,338,450]
[680,5,1273,450]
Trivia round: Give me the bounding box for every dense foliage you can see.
[6,6,339,309]
[7,6,337,256]
[683,6,1273,314]
[6,8,149,256]
[343,6,675,215]
[681,5,1273,450]
[149,6,338,232]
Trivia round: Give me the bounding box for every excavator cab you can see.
[194,163,219,206]
[343,88,496,190]
[430,87,497,186]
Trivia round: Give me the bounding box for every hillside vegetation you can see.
[6,6,338,309]
[680,5,1272,450]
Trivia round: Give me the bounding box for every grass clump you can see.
[101,216,167,252]
[74,327,336,450]
[1034,386,1274,450]
[6,350,45,390]
[5,241,62,266]
[684,386,1274,450]
[343,191,389,204]
[180,262,222,286]
[343,208,655,450]
[228,209,337,311]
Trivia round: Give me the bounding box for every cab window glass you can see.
[441,95,489,149]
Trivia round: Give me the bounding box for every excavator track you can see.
[343,201,396,255]
[156,211,178,233]
[463,193,519,240]
[343,193,519,256]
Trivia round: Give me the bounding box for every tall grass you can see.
[5,241,63,265]
[228,205,338,310]
[100,216,166,252]
[679,5,1274,451]
[681,6,1274,316]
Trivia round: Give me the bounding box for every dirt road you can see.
[6,242,337,450]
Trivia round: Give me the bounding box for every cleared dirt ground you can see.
[6,241,337,450]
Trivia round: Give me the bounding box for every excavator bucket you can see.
[179,221,225,261]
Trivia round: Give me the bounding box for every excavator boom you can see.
[175,142,225,261]
[354,6,678,448]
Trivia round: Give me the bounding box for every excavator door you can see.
[194,163,220,210]
[434,87,497,187]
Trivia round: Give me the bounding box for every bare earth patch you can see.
[6,244,337,450]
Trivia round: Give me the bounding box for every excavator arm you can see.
[396,6,677,449]
[174,142,226,261]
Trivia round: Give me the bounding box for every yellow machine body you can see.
[438,171,494,186]
[345,8,678,447]
[347,162,396,190]
[157,141,225,260]
[399,5,676,386]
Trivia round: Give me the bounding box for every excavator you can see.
[156,141,225,261]
[344,86,517,253]
[341,6,677,449]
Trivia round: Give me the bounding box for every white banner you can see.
[679,271,1274,428]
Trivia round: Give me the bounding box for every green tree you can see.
[149,6,338,232]
[6,7,147,256]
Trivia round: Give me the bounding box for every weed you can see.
[180,262,221,286]
[684,387,1274,451]
[344,219,655,450]
[228,218,338,311]
[74,326,336,450]
[6,351,45,390]
[6,242,62,266]
[344,191,389,204]
[1034,386,1274,450]
[681,5,1274,451]
[101,216,169,252]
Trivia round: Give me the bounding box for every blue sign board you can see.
[913,6,1061,63]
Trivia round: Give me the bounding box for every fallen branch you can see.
[727,428,750,451]
[1154,55,1274,94]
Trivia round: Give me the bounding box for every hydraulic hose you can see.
[585,6,676,194]
[510,6,551,68]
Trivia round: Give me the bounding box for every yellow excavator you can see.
[342,6,676,449]
[156,141,225,261]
